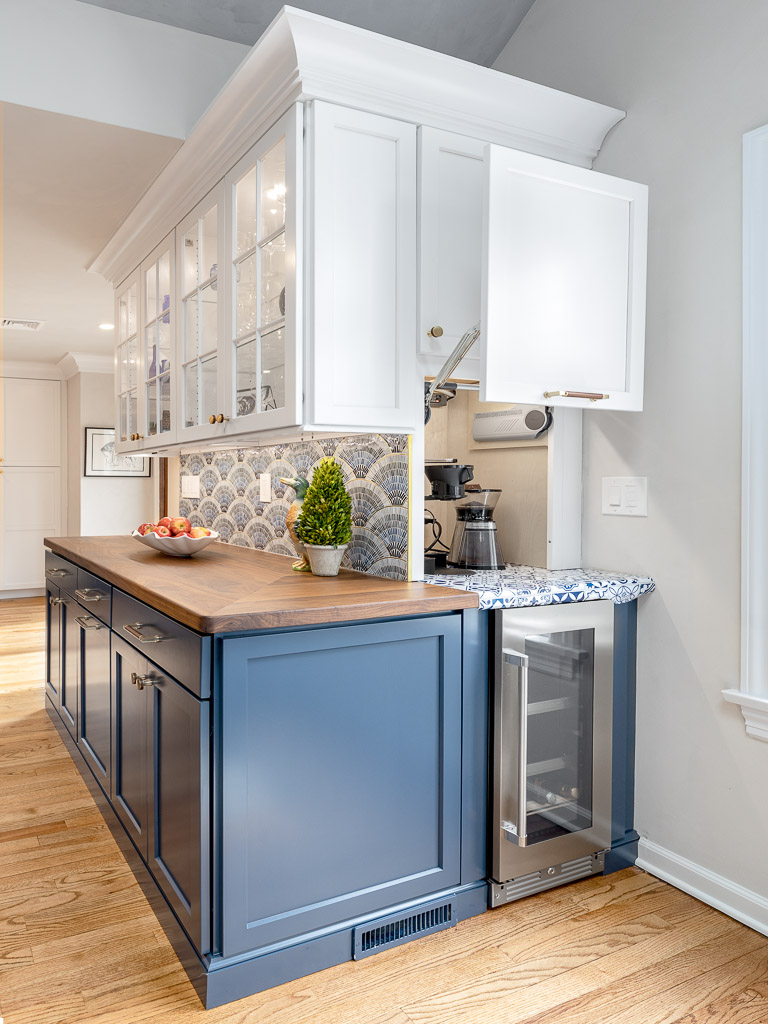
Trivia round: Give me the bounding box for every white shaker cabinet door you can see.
[480,146,647,411]
[0,467,61,589]
[308,102,419,431]
[2,378,61,466]
[418,128,486,380]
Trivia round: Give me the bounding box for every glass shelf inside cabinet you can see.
[232,135,287,419]
[117,280,138,442]
[181,201,219,430]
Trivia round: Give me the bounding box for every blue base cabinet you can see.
[218,616,463,957]
[43,549,640,1011]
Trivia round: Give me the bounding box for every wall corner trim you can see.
[57,352,114,379]
[637,838,768,938]
[737,123,768,738]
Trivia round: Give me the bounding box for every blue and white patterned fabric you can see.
[423,565,655,609]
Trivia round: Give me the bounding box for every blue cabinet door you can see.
[219,615,462,958]
[45,582,61,704]
[78,612,111,796]
[147,665,210,956]
[59,597,79,740]
[112,635,149,858]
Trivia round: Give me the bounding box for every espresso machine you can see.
[424,461,505,574]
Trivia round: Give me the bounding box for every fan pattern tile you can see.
[179,434,409,579]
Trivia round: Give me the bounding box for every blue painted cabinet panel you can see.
[219,615,463,958]
[45,582,61,705]
[60,597,80,740]
[111,634,210,954]
[78,612,112,796]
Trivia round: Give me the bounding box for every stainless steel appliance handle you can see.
[75,588,105,603]
[75,615,102,630]
[123,623,170,644]
[502,648,529,848]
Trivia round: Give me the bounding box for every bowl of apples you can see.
[132,517,219,557]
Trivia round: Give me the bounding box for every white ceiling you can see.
[1,103,181,364]
[78,0,537,67]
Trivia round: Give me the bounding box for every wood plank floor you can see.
[2,597,767,1024]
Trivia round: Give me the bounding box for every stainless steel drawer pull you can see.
[46,568,71,578]
[130,672,158,691]
[123,623,171,644]
[75,615,102,630]
[75,588,105,603]
[543,390,610,402]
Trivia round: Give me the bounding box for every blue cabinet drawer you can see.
[45,550,78,597]
[74,568,112,626]
[113,589,210,698]
[219,614,462,958]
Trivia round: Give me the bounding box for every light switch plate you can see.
[259,473,272,503]
[602,476,647,516]
[181,475,200,499]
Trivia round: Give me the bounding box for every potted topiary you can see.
[295,458,352,576]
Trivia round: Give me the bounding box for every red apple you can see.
[169,517,191,535]
[189,527,211,538]
[154,525,172,538]
[137,523,156,536]
[158,517,173,529]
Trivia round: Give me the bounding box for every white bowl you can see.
[131,529,219,557]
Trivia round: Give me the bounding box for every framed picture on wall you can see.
[84,428,151,478]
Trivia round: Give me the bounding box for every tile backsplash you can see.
[179,435,409,579]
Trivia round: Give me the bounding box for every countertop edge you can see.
[44,538,479,632]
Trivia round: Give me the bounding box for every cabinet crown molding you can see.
[89,5,625,286]
[57,352,114,379]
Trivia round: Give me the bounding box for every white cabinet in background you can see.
[480,146,647,412]
[0,466,61,590]
[2,378,61,466]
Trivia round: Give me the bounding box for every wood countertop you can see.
[44,536,478,634]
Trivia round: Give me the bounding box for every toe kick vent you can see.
[353,898,456,959]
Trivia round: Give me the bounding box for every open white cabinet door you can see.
[480,146,647,412]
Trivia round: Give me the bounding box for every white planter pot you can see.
[305,544,348,577]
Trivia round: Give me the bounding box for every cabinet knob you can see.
[130,671,157,691]
[427,326,444,338]
[130,432,143,441]
[209,415,216,425]
[216,413,229,424]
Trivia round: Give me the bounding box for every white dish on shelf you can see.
[131,529,219,557]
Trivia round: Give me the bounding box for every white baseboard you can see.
[0,589,44,600]
[637,838,768,937]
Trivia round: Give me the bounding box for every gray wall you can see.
[495,0,768,897]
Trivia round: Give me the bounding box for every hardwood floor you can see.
[1,597,767,1024]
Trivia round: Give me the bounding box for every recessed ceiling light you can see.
[99,323,114,331]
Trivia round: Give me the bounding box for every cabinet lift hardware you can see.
[123,623,171,644]
[424,322,481,424]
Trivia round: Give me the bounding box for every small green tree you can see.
[296,458,352,547]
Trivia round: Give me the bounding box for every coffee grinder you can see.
[424,461,505,574]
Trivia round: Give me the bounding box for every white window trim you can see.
[722,123,768,741]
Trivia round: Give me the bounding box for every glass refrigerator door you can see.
[502,629,595,847]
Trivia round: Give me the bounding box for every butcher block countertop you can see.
[44,536,478,634]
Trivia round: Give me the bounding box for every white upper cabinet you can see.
[418,128,486,380]
[96,9,643,449]
[140,234,176,446]
[224,107,302,435]
[176,183,226,446]
[114,270,140,448]
[308,102,418,431]
[480,146,648,411]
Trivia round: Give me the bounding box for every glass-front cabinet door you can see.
[176,185,226,444]
[114,269,141,451]
[140,234,175,447]
[223,105,301,434]
[492,601,614,884]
